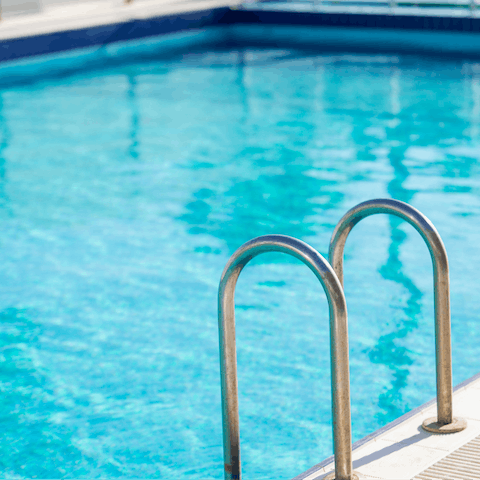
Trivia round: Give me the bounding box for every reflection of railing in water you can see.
[377,94,422,423]
[127,74,140,160]
[373,215,423,423]
[0,92,8,207]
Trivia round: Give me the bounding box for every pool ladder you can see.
[218,198,467,480]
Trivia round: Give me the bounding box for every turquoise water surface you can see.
[1,29,480,479]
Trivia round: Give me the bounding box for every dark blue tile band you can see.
[0,8,229,63]
[220,8,480,32]
[2,4,480,65]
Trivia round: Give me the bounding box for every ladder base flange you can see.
[421,416,467,434]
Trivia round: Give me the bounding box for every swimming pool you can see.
[1,27,480,479]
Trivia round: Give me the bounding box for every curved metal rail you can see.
[329,198,466,433]
[218,234,359,480]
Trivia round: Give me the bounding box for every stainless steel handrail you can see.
[329,198,466,434]
[218,234,360,480]
[240,0,479,18]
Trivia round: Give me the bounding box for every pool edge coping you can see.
[292,370,480,480]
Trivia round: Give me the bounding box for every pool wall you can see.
[0,7,229,63]
[3,4,480,67]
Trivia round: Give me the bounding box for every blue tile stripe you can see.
[221,8,480,32]
[0,8,229,63]
[2,5,480,64]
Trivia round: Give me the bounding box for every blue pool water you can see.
[1,28,480,479]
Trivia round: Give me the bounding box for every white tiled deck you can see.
[0,0,239,41]
[297,374,480,480]
[414,434,480,479]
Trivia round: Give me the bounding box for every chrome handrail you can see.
[218,234,360,480]
[241,0,478,18]
[329,198,466,434]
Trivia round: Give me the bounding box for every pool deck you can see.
[0,0,238,42]
[294,372,480,480]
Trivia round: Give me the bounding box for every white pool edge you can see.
[293,371,480,480]
[0,0,239,41]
